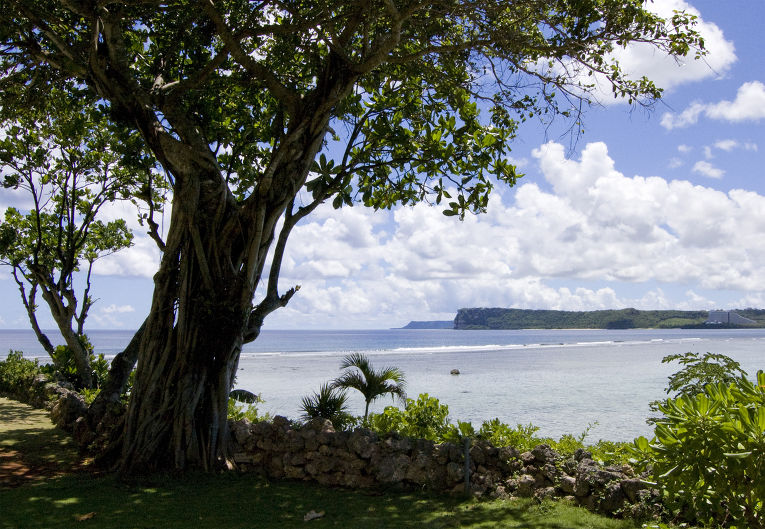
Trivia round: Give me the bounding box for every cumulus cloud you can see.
[692,160,725,178]
[263,141,765,327]
[102,304,135,314]
[88,199,168,278]
[712,139,758,152]
[92,234,162,278]
[662,81,765,129]
[91,304,136,328]
[582,0,736,105]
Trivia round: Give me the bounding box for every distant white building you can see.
[706,311,756,325]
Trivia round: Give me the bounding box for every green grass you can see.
[1,398,643,529]
[0,397,84,473]
[0,472,643,529]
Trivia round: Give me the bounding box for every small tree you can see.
[648,352,749,423]
[333,352,406,422]
[633,371,765,529]
[662,352,748,398]
[0,88,158,388]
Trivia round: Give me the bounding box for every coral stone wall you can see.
[229,417,660,518]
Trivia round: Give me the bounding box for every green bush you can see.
[662,352,747,398]
[475,419,541,452]
[227,393,272,423]
[632,371,765,529]
[365,394,631,465]
[300,383,356,430]
[368,393,452,441]
[0,350,41,396]
[41,335,109,389]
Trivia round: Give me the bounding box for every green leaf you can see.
[722,452,752,459]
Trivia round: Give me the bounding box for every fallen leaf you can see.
[303,510,325,522]
[74,512,96,522]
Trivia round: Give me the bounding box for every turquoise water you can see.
[3,328,764,441]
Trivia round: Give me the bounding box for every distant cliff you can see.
[452,307,765,330]
[400,320,454,329]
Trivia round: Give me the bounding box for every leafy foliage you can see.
[662,352,748,398]
[332,353,407,421]
[454,308,714,329]
[365,393,629,465]
[369,393,453,441]
[0,350,41,396]
[40,335,109,389]
[300,383,355,430]
[0,86,161,388]
[632,371,765,528]
[228,393,271,423]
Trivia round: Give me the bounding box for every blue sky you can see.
[2,0,765,331]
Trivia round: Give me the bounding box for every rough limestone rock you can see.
[516,474,536,497]
[50,389,87,430]
[600,482,626,514]
[531,444,559,464]
[621,478,649,503]
[535,486,557,501]
[220,417,662,520]
[559,475,577,494]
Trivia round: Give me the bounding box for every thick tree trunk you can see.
[114,94,339,475]
[116,164,269,474]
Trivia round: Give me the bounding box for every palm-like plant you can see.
[332,352,407,422]
[300,382,353,429]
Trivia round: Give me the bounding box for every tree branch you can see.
[200,0,300,115]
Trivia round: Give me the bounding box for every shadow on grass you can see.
[0,399,641,529]
[0,472,642,529]
[0,399,84,476]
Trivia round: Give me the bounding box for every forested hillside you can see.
[452,308,764,329]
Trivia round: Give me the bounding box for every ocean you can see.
[3,327,763,442]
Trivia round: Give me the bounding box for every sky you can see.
[1,0,765,331]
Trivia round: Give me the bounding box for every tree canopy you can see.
[0,0,703,474]
[0,88,156,387]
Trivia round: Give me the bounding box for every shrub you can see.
[368,393,452,441]
[41,335,109,389]
[227,392,271,423]
[0,350,41,397]
[632,370,765,529]
[476,418,541,451]
[662,352,748,398]
[300,383,355,430]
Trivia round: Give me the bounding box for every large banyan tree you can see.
[0,0,701,474]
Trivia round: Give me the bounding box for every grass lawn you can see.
[0,473,644,529]
[0,398,643,529]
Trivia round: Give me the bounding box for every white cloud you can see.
[662,81,765,129]
[714,139,739,151]
[264,141,765,327]
[586,0,736,105]
[706,81,765,121]
[92,234,162,278]
[677,144,693,154]
[102,304,135,314]
[692,160,725,178]
[661,102,706,129]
